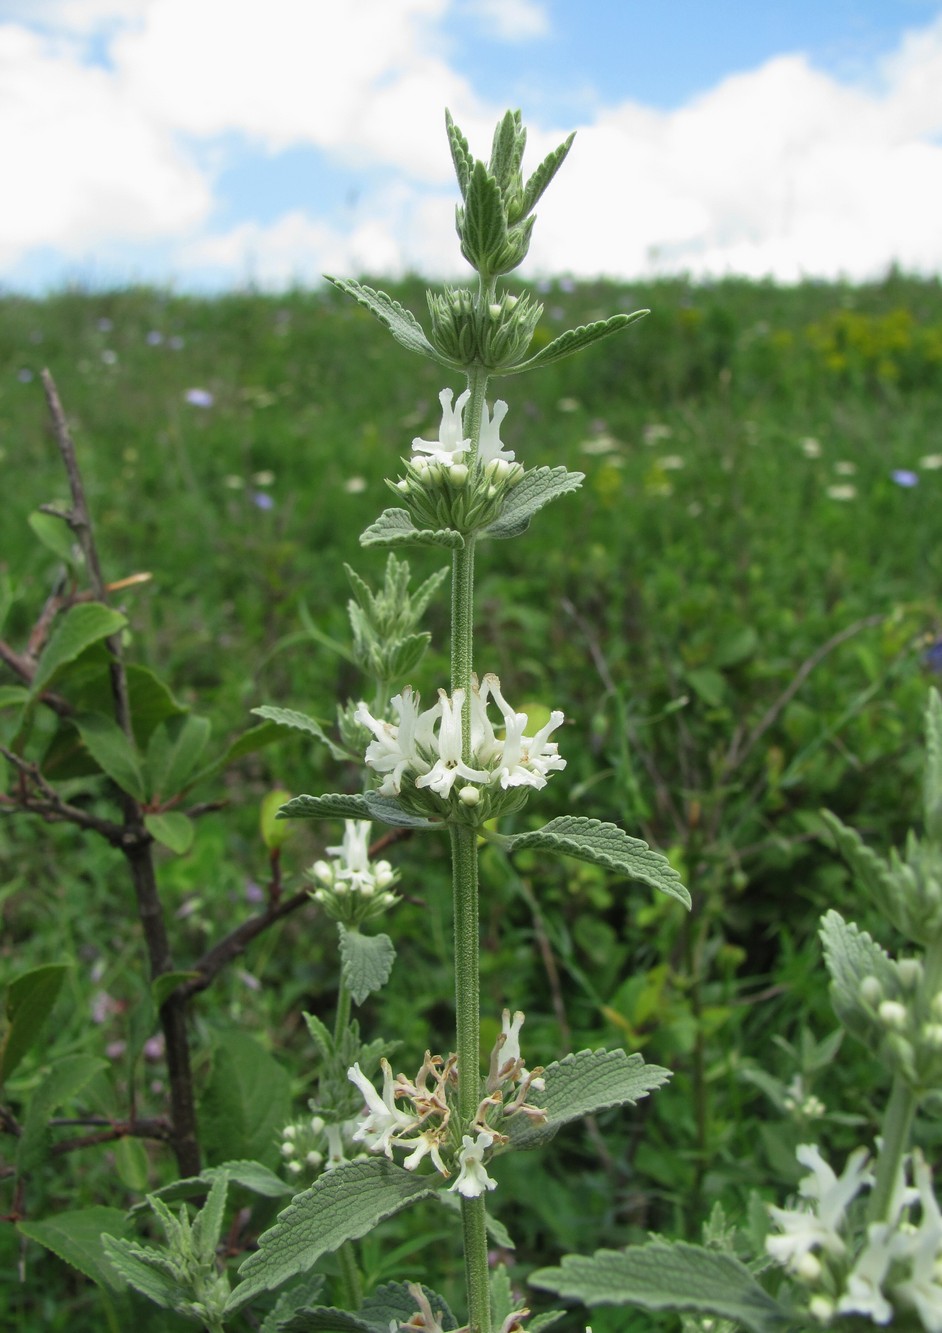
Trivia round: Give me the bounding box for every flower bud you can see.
[860,975,883,1006]
[459,785,480,806]
[898,958,923,990]
[879,999,908,1030]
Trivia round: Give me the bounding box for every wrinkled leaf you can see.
[338,926,396,1006]
[228,1160,438,1311]
[252,705,351,763]
[279,792,441,830]
[503,816,690,907]
[360,508,464,551]
[484,467,583,540]
[504,311,648,375]
[326,278,446,364]
[531,1241,790,1333]
[506,1048,671,1150]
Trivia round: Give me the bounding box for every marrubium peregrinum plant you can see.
[221,110,691,1333]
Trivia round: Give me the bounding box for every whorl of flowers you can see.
[308,819,399,924]
[346,1010,546,1200]
[354,674,564,822]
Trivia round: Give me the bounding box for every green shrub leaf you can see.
[1,962,70,1085]
[143,812,195,855]
[145,713,211,802]
[73,712,146,801]
[29,603,126,697]
[198,1032,291,1168]
[227,1160,438,1311]
[503,816,690,907]
[17,1055,108,1172]
[18,1207,131,1292]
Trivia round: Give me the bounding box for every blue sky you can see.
[3,0,942,291]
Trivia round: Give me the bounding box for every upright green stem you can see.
[449,356,492,1333]
[867,1074,917,1224]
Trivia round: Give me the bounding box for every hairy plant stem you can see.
[450,358,491,1333]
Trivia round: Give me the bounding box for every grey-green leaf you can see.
[100,1235,184,1311]
[530,1241,790,1333]
[338,926,396,1005]
[360,508,464,551]
[278,792,441,830]
[521,133,576,217]
[326,278,445,364]
[445,110,473,199]
[227,1160,439,1311]
[251,705,351,763]
[819,909,897,1041]
[279,1281,456,1333]
[506,311,649,375]
[484,467,584,540]
[30,602,127,696]
[505,1048,671,1150]
[503,816,690,907]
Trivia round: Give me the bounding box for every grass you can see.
[1,271,941,1327]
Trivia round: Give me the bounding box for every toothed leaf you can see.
[507,312,648,375]
[484,467,583,540]
[360,509,464,551]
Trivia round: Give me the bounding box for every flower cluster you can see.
[346,1011,546,1199]
[392,388,524,534]
[308,820,400,925]
[355,674,565,822]
[766,1143,942,1328]
[278,1112,360,1178]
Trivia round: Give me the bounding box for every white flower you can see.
[449,1129,498,1198]
[837,1222,899,1324]
[400,1127,450,1178]
[893,1152,942,1331]
[356,688,436,795]
[414,689,491,798]
[412,388,471,467]
[483,675,566,790]
[359,675,565,805]
[348,1060,419,1157]
[477,399,515,464]
[767,1144,871,1268]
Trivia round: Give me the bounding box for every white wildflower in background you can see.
[826,484,857,501]
[834,460,857,475]
[801,437,822,458]
[643,422,672,444]
[920,454,942,470]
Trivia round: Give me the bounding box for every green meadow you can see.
[1,272,941,1328]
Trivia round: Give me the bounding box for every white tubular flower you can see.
[412,388,472,467]
[356,688,437,795]
[767,1145,872,1268]
[477,398,515,464]
[837,1222,899,1325]
[449,1128,498,1199]
[400,1127,451,1178]
[483,675,566,790]
[325,820,390,896]
[893,1152,942,1331]
[348,1060,419,1157]
[414,689,491,798]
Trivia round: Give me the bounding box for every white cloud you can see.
[3,1,942,286]
[0,22,210,268]
[463,0,549,41]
